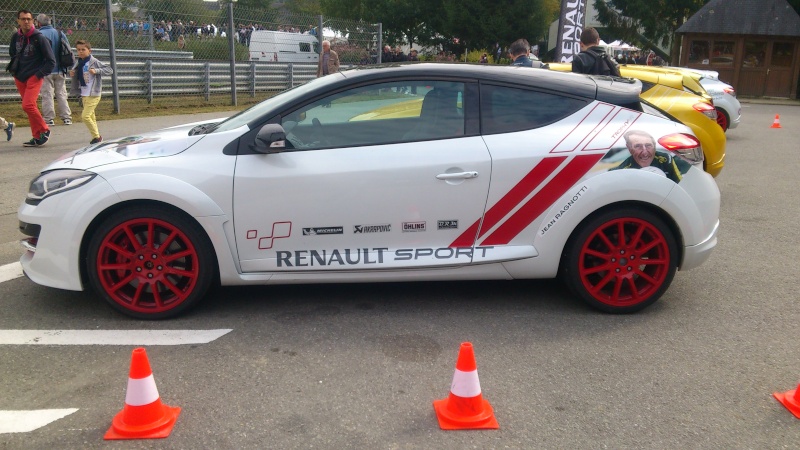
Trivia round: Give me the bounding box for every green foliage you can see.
[464,48,492,63]
[592,0,709,64]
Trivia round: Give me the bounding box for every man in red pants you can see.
[9,9,55,147]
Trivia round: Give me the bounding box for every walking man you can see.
[36,13,72,126]
[316,40,340,77]
[9,9,55,147]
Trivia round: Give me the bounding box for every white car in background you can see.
[676,68,741,132]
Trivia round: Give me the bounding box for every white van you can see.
[249,31,320,63]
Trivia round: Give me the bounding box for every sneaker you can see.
[4,122,13,141]
[90,136,102,145]
[44,119,55,126]
[38,130,50,146]
[63,118,72,125]
[22,138,40,147]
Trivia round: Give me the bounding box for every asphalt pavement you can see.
[0,102,799,449]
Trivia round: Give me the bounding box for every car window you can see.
[281,80,466,150]
[480,85,588,134]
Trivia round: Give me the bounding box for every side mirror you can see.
[252,123,286,154]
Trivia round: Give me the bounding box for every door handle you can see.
[436,171,479,180]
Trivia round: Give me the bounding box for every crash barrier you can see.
[0,57,318,102]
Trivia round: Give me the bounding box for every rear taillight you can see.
[658,133,704,165]
[723,87,736,97]
[693,102,717,120]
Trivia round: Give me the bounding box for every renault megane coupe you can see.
[18,63,720,319]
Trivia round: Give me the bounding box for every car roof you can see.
[336,62,642,107]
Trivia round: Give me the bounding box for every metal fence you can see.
[1,0,379,108]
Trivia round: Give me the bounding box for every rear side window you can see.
[299,42,311,52]
[481,85,588,134]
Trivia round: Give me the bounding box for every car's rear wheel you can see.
[715,107,729,132]
[563,208,677,313]
[87,205,214,319]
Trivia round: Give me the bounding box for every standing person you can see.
[0,117,14,141]
[35,14,72,126]
[393,46,407,62]
[571,28,620,76]
[8,9,55,147]
[408,49,419,62]
[508,39,547,68]
[69,40,113,144]
[479,53,488,64]
[381,45,393,63]
[316,40,339,77]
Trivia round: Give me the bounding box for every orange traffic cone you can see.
[104,348,181,440]
[433,342,499,430]
[774,383,800,419]
[771,114,782,128]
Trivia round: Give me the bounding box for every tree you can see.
[593,0,709,64]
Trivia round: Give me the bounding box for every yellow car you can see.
[549,63,725,177]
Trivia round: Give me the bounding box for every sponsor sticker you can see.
[354,224,391,234]
[303,227,343,236]
[402,221,426,232]
[437,220,458,230]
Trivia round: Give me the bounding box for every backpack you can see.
[57,31,75,73]
[587,49,621,77]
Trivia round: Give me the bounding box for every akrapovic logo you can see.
[303,227,343,236]
[354,224,391,233]
[402,221,426,232]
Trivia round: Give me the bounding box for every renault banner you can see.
[555,0,587,63]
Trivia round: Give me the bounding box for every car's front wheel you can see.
[563,208,678,313]
[86,205,214,319]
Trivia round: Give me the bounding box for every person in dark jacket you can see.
[571,28,620,76]
[8,9,55,147]
[509,39,547,68]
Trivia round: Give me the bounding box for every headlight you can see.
[27,169,96,205]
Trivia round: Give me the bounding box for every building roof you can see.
[677,0,800,37]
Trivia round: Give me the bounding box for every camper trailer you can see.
[249,31,320,63]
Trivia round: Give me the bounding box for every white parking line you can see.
[0,262,23,284]
[0,329,233,345]
[0,409,79,434]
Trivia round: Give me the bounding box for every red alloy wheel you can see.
[715,108,729,131]
[95,217,200,315]
[576,216,673,310]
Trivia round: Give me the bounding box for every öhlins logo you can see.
[402,221,426,232]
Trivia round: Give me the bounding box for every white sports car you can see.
[18,63,720,319]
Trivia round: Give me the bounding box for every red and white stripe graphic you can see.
[451,105,641,248]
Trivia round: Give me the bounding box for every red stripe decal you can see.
[480,153,604,246]
[449,156,566,247]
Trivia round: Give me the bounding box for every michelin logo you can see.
[354,224,391,233]
[303,227,343,236]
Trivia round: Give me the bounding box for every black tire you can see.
[562,208,678,313]
[86,205,214,319]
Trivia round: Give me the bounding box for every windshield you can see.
[211,74,344,133]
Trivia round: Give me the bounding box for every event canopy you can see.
[608,40,640,51]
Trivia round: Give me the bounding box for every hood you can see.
[42,120,224,171]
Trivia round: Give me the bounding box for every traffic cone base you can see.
[105,405,181,439]
[773,386,800,419]
[433,396,499,430]
[770,114,782,128]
